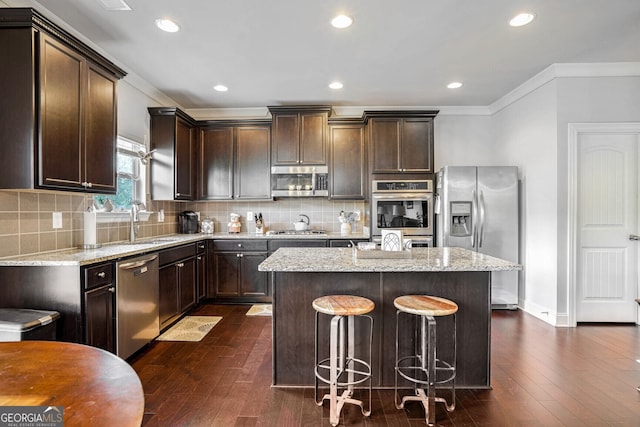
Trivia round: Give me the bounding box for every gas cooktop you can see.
[266,230,327,236]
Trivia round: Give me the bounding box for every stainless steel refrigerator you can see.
[435,166,519,308]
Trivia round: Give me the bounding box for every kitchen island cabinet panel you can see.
[272,272,382,386]
[260,247,520,388]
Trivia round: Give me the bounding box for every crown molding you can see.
[488,62,640,115]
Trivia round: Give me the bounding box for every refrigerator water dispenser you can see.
[450,202,472,237]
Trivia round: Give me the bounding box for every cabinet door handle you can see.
[237,243,243,248]
[236,253,243,258]
[176,262,184,268]
[197,256,202,260]
[107,287,115,293]
[176,192,181,197]
[97,271,106,278]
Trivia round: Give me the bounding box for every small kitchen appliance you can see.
[271,166,329,197]
[178,211,198,234]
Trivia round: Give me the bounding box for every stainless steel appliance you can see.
[178,211,198,234]
[271,165,328,197]
[435,166,519,308]
[372,179,434,246]
[116,254,159,359]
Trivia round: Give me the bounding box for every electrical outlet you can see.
[52,212,62,229]
[354,210,361,221]
[157,209,165,222]
[247,211,254,222]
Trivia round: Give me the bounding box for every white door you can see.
[576,133,638,322]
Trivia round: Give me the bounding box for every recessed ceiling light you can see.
[509,12,536,27]
[447,82,463,89]
[329,81,343,90]
[213,85,228,92]
[155,18,180,33]
[331,14,353,29]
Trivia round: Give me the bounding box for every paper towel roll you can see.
[84,211,97,246]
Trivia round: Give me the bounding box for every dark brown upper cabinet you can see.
[0,8,125,193]
[364,111,438,174]
[198,121,271,200]
[268,106,331,166]
[148,107,196,201]
[328,118,367,200]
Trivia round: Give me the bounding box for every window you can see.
[94,136,147,210]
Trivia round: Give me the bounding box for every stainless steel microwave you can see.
[270,165,329,197]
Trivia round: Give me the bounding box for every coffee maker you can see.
[178,211,198,234]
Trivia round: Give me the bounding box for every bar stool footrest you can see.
[315,357,372,387]
[395,355,456,386]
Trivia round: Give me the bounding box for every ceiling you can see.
[9,0,640,110]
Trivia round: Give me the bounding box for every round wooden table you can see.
[0,341,144,426]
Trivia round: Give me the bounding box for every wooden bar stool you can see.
[394,295,458,426]
[313,295,374,426]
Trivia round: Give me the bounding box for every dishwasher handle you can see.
[118,255,158,270]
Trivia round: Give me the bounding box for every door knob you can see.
[629,234,639,241]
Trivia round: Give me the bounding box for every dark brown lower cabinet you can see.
[82,262,116,353]
[158,244,197,330]
[83,283,115,353]
[212,240,270,303]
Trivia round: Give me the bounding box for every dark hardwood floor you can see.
[130,305,640,426]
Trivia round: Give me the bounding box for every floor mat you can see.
[246,304,272,316]
[156,316,222,342]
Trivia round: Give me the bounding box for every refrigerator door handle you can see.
[478,190,486,248]
[471,189,477,248]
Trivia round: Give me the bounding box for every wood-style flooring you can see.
[130,304,640,426]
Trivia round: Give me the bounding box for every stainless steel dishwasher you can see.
[116,254,159,359]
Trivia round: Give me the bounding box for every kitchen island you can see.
[258,246,521,389]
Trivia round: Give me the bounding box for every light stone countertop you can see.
[0,232,369,267]
[258,247,522,273]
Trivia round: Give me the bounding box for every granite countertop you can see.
[258,247,522,273]
[0,232,369,267]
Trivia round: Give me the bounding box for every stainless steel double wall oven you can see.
[371,179,434,246]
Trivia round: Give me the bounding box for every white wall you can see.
[492,81,560,322]
[434,115,494,169]
[555,76,640,321]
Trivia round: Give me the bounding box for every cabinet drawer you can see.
[159,244,196,266]
[213,240,268,252]
[84,262,114,289]
[268,239,327,251]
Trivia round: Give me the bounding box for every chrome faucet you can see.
[129,200,146,243]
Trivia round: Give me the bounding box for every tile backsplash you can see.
[185,198,367,235]
[0,190,368,258]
